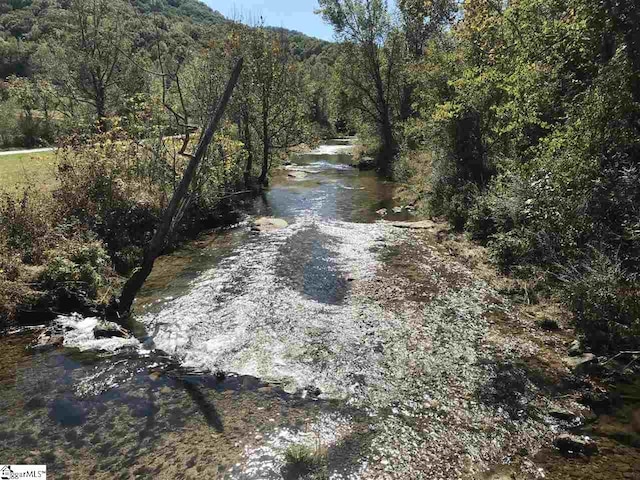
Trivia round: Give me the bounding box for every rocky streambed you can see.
[1,139,639,479]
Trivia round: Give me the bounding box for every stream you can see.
[1,140,576,479]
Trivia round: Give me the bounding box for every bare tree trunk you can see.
[115,58,244,318]
[242,110,254,188]
[95,85,107,131]
[400,83,414,122]
[259,108,270,186]
[378,105,397,176]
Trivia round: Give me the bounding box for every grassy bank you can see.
[0,151,57,190]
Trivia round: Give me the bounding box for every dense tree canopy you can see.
[318,0,401,174]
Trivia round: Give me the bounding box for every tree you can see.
[43,0,135,128]
[116,58,244,317]
[397,0,457,120]
[6,75,57,146]
[604,0,640,131]
[303,50,339,135]
[318,0,401,175]
[236,25,309,187]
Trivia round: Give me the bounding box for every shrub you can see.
[282,443,327,480]
[52,131,167,264]
[394,149,433,212]
[40,239,111,299]
[430,179,479,230]
[464,167,596,272]
[17,113,49,148]
[113,245,144,275]
[422,145,486,230]
[0,250,43,330]
[466,173,531,240]
[0,99,20,148]
[563,251,640,354]
[0,279,41,331]
[0,126,252,324]
[488,230,535,273]
[0,251,23,283]
[0,188,56,263]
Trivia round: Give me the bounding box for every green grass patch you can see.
[0,151,58,190]
[282,443,328,479]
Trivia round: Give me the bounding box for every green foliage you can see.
[318,0,403,173]
[0,0,332,146]
[487,231,535,274]
[0,36,34,78]
[0,0,334,326]
[0,190,110,326]
[563,252,640,354]
[302,51,338,137]
[40,239,110,298]
[113,245,143,275]
[194,129,248,209]
[5,75,57,146]
[267,27,330,61]
[397,0,640,351]
[0,96,21,148]
[429,167,478,230]
[130,0,225,24]
[0,188,55,263]
[0,272,40,331]
[282,443,328,480]
[232,23,314,185]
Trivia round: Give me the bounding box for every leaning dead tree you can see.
[115,58,244,317]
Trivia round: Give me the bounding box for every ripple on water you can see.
[140,218,404,398]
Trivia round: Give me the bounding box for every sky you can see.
[206,0,336,41]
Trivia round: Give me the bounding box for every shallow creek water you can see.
[137,140,412,398]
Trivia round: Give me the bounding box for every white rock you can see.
[251,217,289,233]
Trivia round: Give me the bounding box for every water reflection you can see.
[256,147,409,224]
[276,225,348,305]
[0,333,349,478]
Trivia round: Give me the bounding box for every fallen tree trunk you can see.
[115,58,244,318]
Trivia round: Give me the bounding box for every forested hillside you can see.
[0,0,334,147]
[320,0,640,354]
[0,0,223,76]
[130,0,225,23]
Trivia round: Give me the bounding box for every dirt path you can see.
[0,147,56,157]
